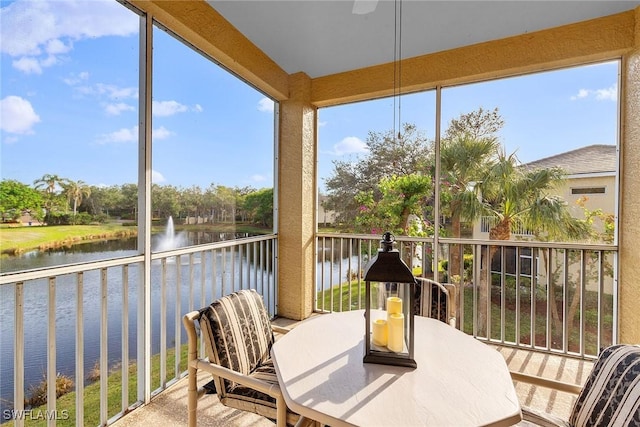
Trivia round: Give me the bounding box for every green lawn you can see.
[316,279,381,312]
[0,224,136,255]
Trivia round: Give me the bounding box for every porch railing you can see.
[316,233,617,359]
[0,231,618,425]
[0,235,277,426]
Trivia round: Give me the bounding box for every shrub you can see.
[87,360,101,382]
[70,212,93,225]
[439,254,473,283]
[25,373,74,408]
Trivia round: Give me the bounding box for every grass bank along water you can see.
[0,222,271,257]
[0,224,137,256]
[0,345,189,426]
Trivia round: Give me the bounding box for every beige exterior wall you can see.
[126,1,640,338]
[562,175,616,234]
[472,175,616,240]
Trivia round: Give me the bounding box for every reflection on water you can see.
[1,238,138,273]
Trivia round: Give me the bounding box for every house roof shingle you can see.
[523,144,616,175]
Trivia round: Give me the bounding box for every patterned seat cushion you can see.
[198,290,274,393]
[569,344,640,426]
[197,290,299,425]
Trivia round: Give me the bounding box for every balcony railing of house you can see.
[316,233,617,360]
[0,235,277,427]
[480,216,534,236]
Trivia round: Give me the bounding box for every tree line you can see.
[0,175,274,228]
[1,106,612,245]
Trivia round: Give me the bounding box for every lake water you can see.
[0,232,355,415]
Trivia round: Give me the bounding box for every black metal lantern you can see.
[363,232,417,368]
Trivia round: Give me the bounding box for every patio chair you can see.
[415,277,458,328]
[183,289,307,427]
[511,344,640,426]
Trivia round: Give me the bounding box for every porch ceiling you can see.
[207,1,640,79]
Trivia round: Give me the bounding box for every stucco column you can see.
[618,6,640,344]
[277,72,317,320]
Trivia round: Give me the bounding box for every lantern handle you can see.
[381,232,395,252]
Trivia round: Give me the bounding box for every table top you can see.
[271,310,521,427]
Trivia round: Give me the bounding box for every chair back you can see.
[569,344,640,426]
[415,278,455,325]
[198,290,274,394]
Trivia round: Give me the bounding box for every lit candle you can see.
[372,319,388,347]
[387,313,405,352]
[387,296,402,315]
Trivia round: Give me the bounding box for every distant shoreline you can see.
[0,222,271,257]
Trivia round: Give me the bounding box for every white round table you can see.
[271,310,522,427]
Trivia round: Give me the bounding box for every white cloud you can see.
[153,126,173,140]
[96,125,174,144]
[46,38,71,55]
[63,71,89,86]
[0,95,41,134]
[69,80,137,102]
[40,54,60,68]
[152,100,188,117]
[595,84,617,101]
[571,83,617,101]
[257,97,274,112]
[193,104,203,113]
[251,174,267,182]
[152,170,166,183]
[570,89,589,101]
[1,0,138,74]
[89,83,136,100]
[104,102,135,116]
[97,126,138,144]
[12,57,42,74]
[11,51,63,74]
[332,136,368,155]
[103,85,137,100]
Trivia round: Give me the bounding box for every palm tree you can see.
[33,173,65,195]
[440,133,500,279]
[439,108,504,281]
[469,150,590,336]
[477,150,590,241]
[62,179,91,217]
[33,173,68,221]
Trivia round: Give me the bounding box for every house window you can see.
[571,187,606,195]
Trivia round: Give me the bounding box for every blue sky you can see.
[317,62,618,189]
[1,0,619,192]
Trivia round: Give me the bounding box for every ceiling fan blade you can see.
[352,0,378,15]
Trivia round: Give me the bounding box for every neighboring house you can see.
[473,144,617,240]
[471,145,617,295]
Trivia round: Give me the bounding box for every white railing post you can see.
[47,277,56,427]
[14,282,24,427]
